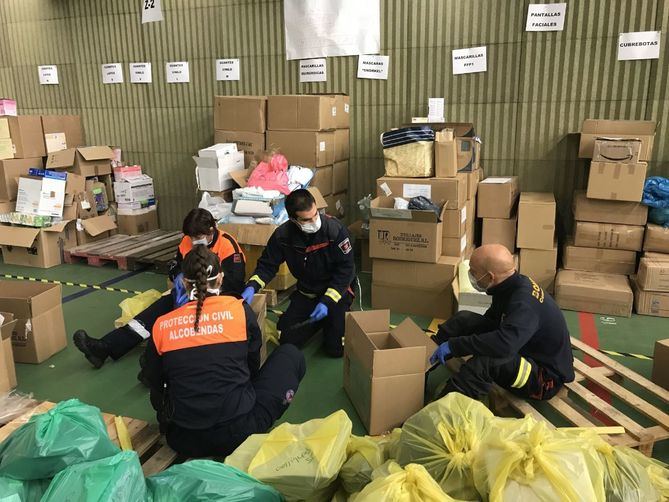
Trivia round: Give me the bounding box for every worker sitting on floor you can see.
[73,208,246,369]
[241,189,356,358]
[430,244,575,401]
[143,245,306,458]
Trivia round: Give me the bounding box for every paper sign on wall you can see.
[216,59,240,81]
[142,0,163,24]
[299,58,327,82]
[101,63,123,84]
[357,55,389,80]
[166,62,190,83]
[428,98,445,122]
[618,31,661,61]
[526,3,567,32]
[452,46,487,75]
[38,65,59,85]
[129,63,152,83]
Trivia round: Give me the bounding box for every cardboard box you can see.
[0,221,75,268]
[637,257,669,292]
[572,190,647,226]
[333,161,348,195]
[250,294,269,365]
[266,130,334,167]
[563,239,636,275]
[16,174,66,218]
[477,177,519,218]
[64,172,86,206]
[311,165,333,196]
[593,138,641,164]
[76,215,117,245]
[114,175,155,204]
[644,224,669,254]
[117,206,159,235]
[644,251,669,262]
[442,233,469,258]
[443,204,468,239]
[214,96,267,133]
[520,243,558,293]
[516,192,555,250]
[467,168,481,201]
[651,339,669,388]
[435,129,458,178]
[482,215,517,253]
[0,281,67,364]
[334,128,350,162]
[0,312,18,392]
[372,282,455,320]
[45,148,75,170]
[632,278,669,318]
[579,119,655,161]
[343,310,436,435]
[268,95,337,131]
[72,146,114,177]
[587,161,647,202]
[555,269,633,317]
[369,196,445,263]
[0,138,13,160]
[214,130,265,168]
[375,175,467,210]
[0,158,43,201]
[328,94,350,129]
[325,191,347,219]
[194,148,245,192]
[41,115,85,153]
[6,116,46,158]
[574,221,645,251]
[348,220,371,273]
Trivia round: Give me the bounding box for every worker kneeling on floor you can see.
[430,244,575,401]
[241,189,356,358]
[141,245,305,458]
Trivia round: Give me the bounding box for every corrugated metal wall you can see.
[1,0,667,229]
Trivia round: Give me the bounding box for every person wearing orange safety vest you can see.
[142,245,305,458]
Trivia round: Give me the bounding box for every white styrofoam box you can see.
[196,167,234,192]
[198,143,238,158]
[113,174,155,204]
[192,151,244,172]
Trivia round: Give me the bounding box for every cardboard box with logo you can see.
[644,224,669,254]
[194,145,245,192]
[477,177,519,218]
[520,242,558,293]
[214,130,265,168]
[0,312,18,392]
[15,173,67,218]
[517,192,555,250]
[214,96,267,133]
[266,130,335,167]
[117,206,159,235]
[114,174,155,204]
[574,221,645,251]
[76,215,117,246]
[637,257,669,292]
[376,174,467,210]
[579,119,656,161]
[572,190,647,226]
[482,215,517,253]
[0,158,43,201]
[0,281,67,364]
[371,256,459,318]
[311,165,333,196]
[555,269,633,317]
[651,339,669,389]
[563,239,636,275]
[0,222,76,268]
[343,310,437,435]
[587,161,647,202]
[631,278,669,318]
[333,161,348,195]
[268,95,337,131]
[41,115,85,154]
[369,196,445,263]
[593,138,641,164]
[334,128,350,162]
[6,116,46,158]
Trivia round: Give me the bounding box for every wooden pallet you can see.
[0,401,178,476]
[64,231,183,272]
[483,337,669,457]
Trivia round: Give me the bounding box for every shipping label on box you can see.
[477,176,519,218]
[517,192,555,250]
[555,269,633,317]
[572,190,647,226]
[574,221,645,251]
[587,161,647,202]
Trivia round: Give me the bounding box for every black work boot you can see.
[73,330,110,369]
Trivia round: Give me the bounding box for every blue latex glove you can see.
[430,342,451,366]
[172,273,189,307]
[309,302,329,322]
[241,286,255,304]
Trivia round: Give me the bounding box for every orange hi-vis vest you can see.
[178,230,244,263]
[153,296,247,355]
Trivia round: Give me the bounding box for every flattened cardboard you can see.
[572,190,647,226]
[266,130,335,167]
[375,175,467,210]
[7,116,46,158]
[579,119,655,161]
[268,95,337,131]
[520,243,558,293]
[334,128,350,162]
[632,278,669,319]
[574,221,645,252]
[0,158,43,201]
[81,215,117,236]
[311,165,333,196]
[482,215,517,253]
[372,256,460,291]
[644,224,669,254]
[563,239,636,275]
[214,96,267,133]
[214,130,265,168]
[477,176,519,218]
[517,192,556,250]
[587,161,647,202]
[637,257,669,292]
[651,339,669,388]
[333,161,348,195]
[41,115,85,152]
[555,269,633,317]
[593,138,641,164]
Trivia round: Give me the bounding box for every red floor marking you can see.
[577,312,615,426]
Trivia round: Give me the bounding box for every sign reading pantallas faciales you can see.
[526,3,567,32]
[618,31,661,61]
[452,46,487,75]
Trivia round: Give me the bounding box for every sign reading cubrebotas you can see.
[618,31,661,61]
[452,46,487,75]
[526,3,567,32]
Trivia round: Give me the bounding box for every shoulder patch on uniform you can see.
[338,238,352,254]
[233,253,242,263]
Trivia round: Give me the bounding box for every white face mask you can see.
[468,270,489,293]
[191,237,209,246]
[300,213,322,234]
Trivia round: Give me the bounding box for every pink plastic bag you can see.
[247,154,290,194]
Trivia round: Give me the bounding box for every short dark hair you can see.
[182,208,216,237]
[285,189,316,219]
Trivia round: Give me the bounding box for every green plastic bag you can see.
[0,399,120,480]
[0,476,49,502]
[147,460,282,501]
[41,451,147,502]
[396,393,493,500]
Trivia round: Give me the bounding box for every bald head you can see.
[469,244,516,289]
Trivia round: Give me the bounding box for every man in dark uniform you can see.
[430,244,574,400]
[241,189,356,358]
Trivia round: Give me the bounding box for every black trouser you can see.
[276,290,353,357]
[445,355,562,401]
[102,294,173,360]
[166,344,306,458]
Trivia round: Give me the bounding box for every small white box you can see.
[196,167,234,192]
[113,174,155,204]
[15,176,66,218]
[193,150,244,192]
[198,143,239,158]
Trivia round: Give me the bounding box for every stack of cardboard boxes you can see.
[112,162,159,235]
[478,176,519,255]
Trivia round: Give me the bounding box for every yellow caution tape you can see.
[1,273,142,295]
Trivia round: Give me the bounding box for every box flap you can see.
[229,168,251,188]
[520,192,555,205]
[370,197,442,223]
[81,215,116,236]
[582,119,656,136]
[43,220,73,233]
[346,310,390,334]
[0,280,62,318]
[45,148,76,169]
[77,146,114,161]
[0,226,40,247]
[0,314,17,341]
[390,317,438,371]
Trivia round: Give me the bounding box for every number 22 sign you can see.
[142,0,163,24]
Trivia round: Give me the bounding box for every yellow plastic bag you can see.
[340,434,396,494]
[396,393,493,500]
[225,410,352,501]
[619,446,669,501]
[473,416,602,502]
[351,461,462,502]
[116,289,162,326]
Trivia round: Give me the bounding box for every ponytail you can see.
[181,244,221,332]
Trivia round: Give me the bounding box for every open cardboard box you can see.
[0,221,77,268]
[0,312,18,392]
[76,215,117,246]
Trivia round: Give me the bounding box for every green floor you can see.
[1,261,668,462]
